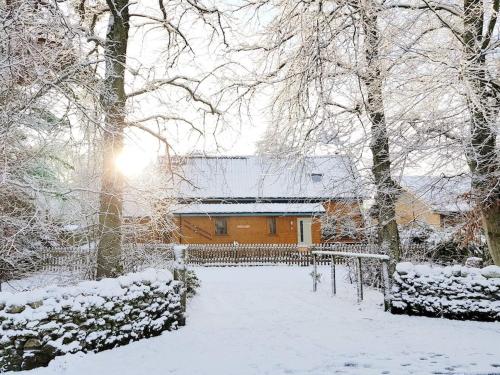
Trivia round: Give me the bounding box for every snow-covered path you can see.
[22,267,500,375]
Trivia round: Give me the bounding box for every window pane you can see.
[268,217,277,235]
[215,218,227,235]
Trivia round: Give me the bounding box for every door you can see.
[297,218,312,244]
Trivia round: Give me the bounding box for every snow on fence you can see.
[0,269,185,372]
[187,243,310,266]
[311,250,391,309]
[391,262,500,321]
[186,243,383,266]
[39,244,176,279]
[37,243,427,274]
[39,247,96,278]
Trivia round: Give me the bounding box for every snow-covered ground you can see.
[15,266,500,375]
[1,272,84,293]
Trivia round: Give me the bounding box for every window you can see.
[268,217,277,235]
[215,217,228,235]
[311,173,323,183]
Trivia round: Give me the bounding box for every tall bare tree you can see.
[385,0,499,263]
[82,0,231,277]
[462,0,500,263]
[239,0,402,266]
[358,0,401,266]
[96,0,130,278]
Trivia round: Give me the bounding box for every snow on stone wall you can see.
[391,262,500,321]
[0,269,184,372]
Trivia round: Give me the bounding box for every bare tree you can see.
[357,0,401,266]
[462,0,500,264]
[76,0,232,277]
[384,0,499,264]
[237,0,402,266]
[0,0,98,282]
[95,0,130,278]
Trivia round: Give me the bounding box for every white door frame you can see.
[297,218,313,244]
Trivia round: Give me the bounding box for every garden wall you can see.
[391,262,500,321]
[0,269,184,372]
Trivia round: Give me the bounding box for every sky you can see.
[111,0,272,173]
[94,0,469,180]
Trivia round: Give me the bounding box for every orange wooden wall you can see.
[175,215,322,244]
[172,200,363,244]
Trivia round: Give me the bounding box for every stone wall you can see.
[0,269,184,372]
[391,262,500,321]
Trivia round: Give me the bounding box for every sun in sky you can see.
[115,148,152,176]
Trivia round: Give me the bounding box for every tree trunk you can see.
[96,0,130,278]
[360,0,401,271]
[463,0,500,264]
[482,203,500,264]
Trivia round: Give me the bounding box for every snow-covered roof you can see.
[172,203,325,215]
[171,155,361,200]
[400,175,471,214]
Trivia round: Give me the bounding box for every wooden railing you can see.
[312,250,391,309]
[182,220,213,240]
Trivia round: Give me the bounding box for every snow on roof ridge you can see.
[176,154,348,160]
[172,154,362,200]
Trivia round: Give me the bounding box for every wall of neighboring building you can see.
[174,215,322,244]
[395,191,442,228]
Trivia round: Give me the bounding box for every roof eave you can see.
[174,211,324,216]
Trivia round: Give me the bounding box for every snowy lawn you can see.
[1,272,84,293]
[15,266,500,375]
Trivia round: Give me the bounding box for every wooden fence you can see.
[39,247,97,278]
[38,243,429,275]
[39,244,176,278]
[186,243,386,266]
[187,243,311,266]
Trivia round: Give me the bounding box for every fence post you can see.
[381,260,391,311]
[356,257,363,303]
[173,245,188,319]
[331,255,336,296]
[184,245,189,264]
[313,253,318,292]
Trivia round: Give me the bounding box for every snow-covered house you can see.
[168,155,364,244]
[396,175,470,228]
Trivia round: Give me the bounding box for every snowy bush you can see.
[0,185,61,285]
[391,262,500,321]
[399,222,487,265]
[185,270,201,298]
[0,269,185,372]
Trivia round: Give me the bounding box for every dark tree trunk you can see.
[360,0,401,271]
[96,0,130,278]
[463,0,500,264]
